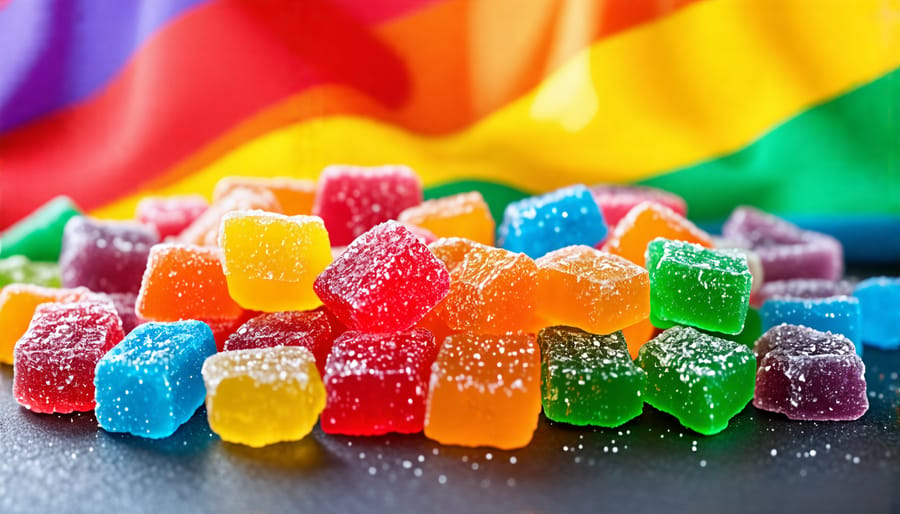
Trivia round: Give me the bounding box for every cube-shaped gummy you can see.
[760,296,862,355]
[202,346,326,447]
[312,165,423,246]
[60,216,159,294]
[853,277,900,349]
[214,176,316,216]
[0,255,60,288]
[425,333,541,449]
[753,324,867,421]
[603,201,713,267]
[104,292,144,334]
[427,237,484,274]
[538,327,645,427]
[398,191,495,246]
[135,195,208,240]
[535,245,649,335]
[321,328,437,435]
[94,320,217,438]
[314,221,450,333]
[176,186,282,246]
[755,278,855,308]
[0,196,81,262]
[589,184,687,228]
[636,326,756,435]
[223,310,336,376]
[498,185,607,259]
[14,302,124,413]
[647,239,752,335]
[220,210,332,312]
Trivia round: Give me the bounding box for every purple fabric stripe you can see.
[0,0,208,132]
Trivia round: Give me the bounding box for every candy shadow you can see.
[105,407,218,456]
[223,435,333,471]
[15,406,100,437]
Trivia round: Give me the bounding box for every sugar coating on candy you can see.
[427,237,484,273]
[0,196,81,261]
[753,324,867,421]
[603,202,713,268]
[224,310,336,376]
[219,210,332,312]
[755,278,855,307]
[760,296,862,355]
[135,195,208,240]
[0,284,109,364]
[398,222,438,245]
[589,184,687,228]
[321,328,437,435]
[136,243,244,322]
[437,244,539,334]
[13,302,124,414]
[498,185,607,259]
[0,255,60,288]
[535,245,649,335]
[713,238,765,296]
[60,216,160,294]
[636,326,756,435]
[94,320,217,438]
[202,346,325,447]
[103,292,145,334]
[853,277,900,349]
[176,186,282,247]
[312,165,423,246]
[214,176,316,216]
[647,239,752,335]
[314,221,450,333]
[722,206,843,281]
[425,333,541,449]
[538,327,645,427]
[398,191,496,246]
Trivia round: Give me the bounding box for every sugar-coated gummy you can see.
[202,346,325,447]
[94,320,217,439]
[0,196,81,262]
[538,327,645,427]
[14,302,124,414]
[759,296,862,355]
[603,201,713,268]
[636,326,756,435]
[321,328,438,436]
[213,176,316,216]
[398,191,496,246]
[0,255,61,288]
[588,184,687,228]
[498,185,607,259]
[135,195,208,240]
[103,292,144,334]
[753,324,868,421]
[754,278,855,308]
[853,277,900,349]
[176,186,282,247]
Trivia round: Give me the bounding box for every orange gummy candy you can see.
[0,285,106,363]
[602,201,713,267]
[424,332,541,449]
[213,176,316,216]
[535,245,650,335]
[621,317,658,359]
[136,243,244,322]
[176,187,282,246]
[398,192,495,246]
[427,237,483,273]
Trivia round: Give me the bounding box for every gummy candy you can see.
[13,302,124,414]
[700,306,762,348]
[853,277,900,349]
[135,195,208,240]
[759,296,862,355]
[0,196,81,262]
[60,216,159,294]
[753,324,867,421]
[214,176,316,216]
[398,191,495,246]
[755,278,855,307]
[177,186,282,247]
[427,237,483,273]
[223,310,336,376]
[636,326,756,435]
[425,332,541,449]
[314,221,450,333]
[0,255,60,288]
[589,184,687,228]
[534,245,649,335]
[94,320,217,438]
[621,317,658,359]
[498,185,607,259]
[321,328,437,435]
[603,202,713,268]
[312,165,423,246]
[538,326,645,427]
[104,292,144,334]
[219,210,332,312]
[647,239,752,335]
[202,346,325,447]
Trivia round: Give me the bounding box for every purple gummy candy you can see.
[754,279,856,308]
[753,324,867,421]
[103,292,145,334]
[60,216,160,294]
[722,207,843,282]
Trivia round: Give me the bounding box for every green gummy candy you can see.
[636,325,756,435]
[0,256,61,288]
[538,326,646,428]
[700,307,762,348]
[646,238,751,335]
[0,196,81,262]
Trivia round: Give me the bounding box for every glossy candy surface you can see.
[398,191,495,246]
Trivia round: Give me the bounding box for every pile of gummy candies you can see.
[0,165,898,450]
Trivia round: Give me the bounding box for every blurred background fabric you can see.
[0,0,898,258]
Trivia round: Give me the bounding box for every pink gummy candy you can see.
[135,195,209,240]
[589,184,687,228]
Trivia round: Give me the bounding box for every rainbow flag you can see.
[1,0,898,261]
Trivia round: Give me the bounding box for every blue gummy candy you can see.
[498,184,607,259]
[853,277,900,350]
[94,320,217,438]
[760,296,862,356]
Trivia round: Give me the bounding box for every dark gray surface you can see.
[1,346,899,514]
